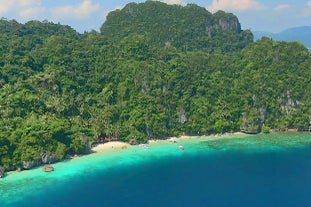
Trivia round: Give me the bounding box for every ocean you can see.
[1,133,311,207]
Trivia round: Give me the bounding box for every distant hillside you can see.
[101,1,253,52]
[253,26,311,49]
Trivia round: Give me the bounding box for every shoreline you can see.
[2,133,311,206]
[1,132,242,177]
[148,132,243,144]
[91,132,244,152]
[1,131,303,178]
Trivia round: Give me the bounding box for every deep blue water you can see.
[3,134,311,207]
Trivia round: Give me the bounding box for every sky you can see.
[1,0,311,33]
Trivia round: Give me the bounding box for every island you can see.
[0,1,310,177]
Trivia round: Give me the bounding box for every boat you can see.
[178,145,185,150]
[43,165,54,172]
[139,144,150,149]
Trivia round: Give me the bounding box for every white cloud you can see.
[207,0,265,12]
[20,6,45,19]
[304,1,311,16]
[0,0,16,13]
[275,4,290,11]
[162,0,186,5]
[51,0,100,19]
[19,0,41,7]
[0,0,43,18]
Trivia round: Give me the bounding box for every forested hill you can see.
[101,1,253,52]
[0,1,311,173]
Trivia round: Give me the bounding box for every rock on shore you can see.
[41,153,58,164]
[0,166,5,178]
[22,160,42,170]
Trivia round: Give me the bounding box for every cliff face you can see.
[22,160,42,170]
[218,17,240,33]
[101,1,253,52]
[213,10,241,33]
[41,153,59,164]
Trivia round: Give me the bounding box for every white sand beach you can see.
[92,132,243,152]
[92,141,131,152]
[164,132,243,142]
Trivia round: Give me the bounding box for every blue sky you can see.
[1,0,311,33]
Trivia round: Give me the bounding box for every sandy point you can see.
[166,132,243,142]
[92,141,130,152]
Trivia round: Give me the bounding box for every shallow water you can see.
[1,133,311,207]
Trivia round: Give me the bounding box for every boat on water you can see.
[179,145,185,150]
[139,144,150,149]
[43,165,54,172]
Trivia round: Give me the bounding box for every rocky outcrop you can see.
[129,137,139,145]
[241,125,261,134]
[82,144,92,154]
[178,108,187,124]
[41,153,58,164]
[280,90,297,114]
[240,107,261,134]
[123,2,139,17]
[128,135,148,145]
[213,10,241,33]
[218,18,241,33]
[22,160,41,170]
[0,166,5,178]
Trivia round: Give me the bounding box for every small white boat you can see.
[178,145,184,150]
[139,144,150,149]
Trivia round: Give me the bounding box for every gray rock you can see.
[129,137,139,145]
[240,107,261,134]
[41,153,58,164]
[178,108,187,124]
[241,126,261,134]
[240,119,261,134]
[0,166,5,178]
[22,160,41,170]
[218,18,241,33]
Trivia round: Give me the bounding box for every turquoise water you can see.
[1,133,311,207]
